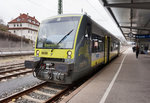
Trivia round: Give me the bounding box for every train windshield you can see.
[37,16,81,49]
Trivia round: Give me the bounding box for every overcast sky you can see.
[0,0,126,41]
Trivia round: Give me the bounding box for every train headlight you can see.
[67,51,72,56]
[36,50,40,56]
[67,55,71,59]
[67,51,72,59]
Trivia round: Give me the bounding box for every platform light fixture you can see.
[128,32,133,38]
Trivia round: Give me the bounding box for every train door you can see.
[107,37,110,62]
[118,41,120,55]
[104,36,107,64]
[84,23,92,67]
[104,36,110,64]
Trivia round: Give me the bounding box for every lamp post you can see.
[20,23,22,51]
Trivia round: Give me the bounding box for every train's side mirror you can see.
[85,34,88,38]
[85,23,91,39]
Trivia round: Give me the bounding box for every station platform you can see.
[62,47,150,103]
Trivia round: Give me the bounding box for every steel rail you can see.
[0,67,25,74]
[0,82,70,103]
[0,82,47,103]
[0,69,32,81]
[45,86,70,103]
[0,63,24,70]
[0,62,24,67]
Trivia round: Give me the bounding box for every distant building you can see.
[8,13,40,42]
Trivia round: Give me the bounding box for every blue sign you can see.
[136,35,150,39]
[96,54,100,58]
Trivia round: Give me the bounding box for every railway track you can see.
[0,62,32,81]
[0,62,24,70]
[0,82,69,103]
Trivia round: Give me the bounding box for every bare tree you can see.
[0,19,4,24]
[0,18,8,32]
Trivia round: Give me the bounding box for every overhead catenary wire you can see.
[87,0,105,18]
[27,0,56,13]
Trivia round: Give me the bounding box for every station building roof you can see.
[8,13,40,26]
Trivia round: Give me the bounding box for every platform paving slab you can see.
[64,48,150,103]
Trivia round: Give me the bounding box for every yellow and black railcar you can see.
[25,14,120,84]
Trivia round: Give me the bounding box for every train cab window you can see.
[37,16,81,49]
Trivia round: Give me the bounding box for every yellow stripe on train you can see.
[91,57,104,67]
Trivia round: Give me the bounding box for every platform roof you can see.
[101,0,150,41]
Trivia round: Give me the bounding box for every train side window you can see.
[111,41,113,51]
[92,34,97,53]
[111,46,113,51]
[98,36,104,52]
[92,34,104,53]
[111,41,118,51]
[113,42,115,50]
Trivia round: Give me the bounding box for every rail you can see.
[0,82,69,103]
[0,63,32,81]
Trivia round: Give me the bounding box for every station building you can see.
[8,13,40,42]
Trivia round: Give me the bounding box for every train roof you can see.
[41,14,120,41]
[85,15,119,41]
[41,14,83,22]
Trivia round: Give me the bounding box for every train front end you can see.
[33,15,82,84]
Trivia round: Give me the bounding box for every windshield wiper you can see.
[51,29,74,52]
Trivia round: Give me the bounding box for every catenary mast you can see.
[58,0,63,14]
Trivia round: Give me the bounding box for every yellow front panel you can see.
[34,49,74,59]
[34,15,83,59]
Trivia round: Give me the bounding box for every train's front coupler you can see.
[35,61,74,82]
